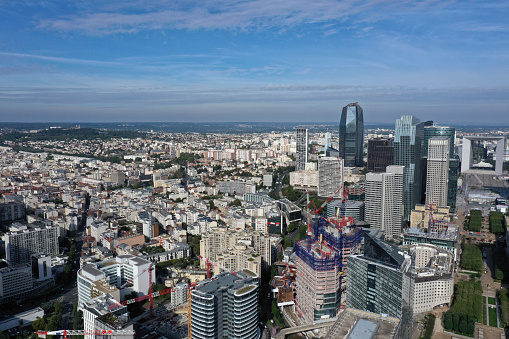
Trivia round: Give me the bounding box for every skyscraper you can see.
[425,138,450,207]
[365,165,404,239]
[367,138,394,172]
[347,230,412,319]
[318,156,344,198]
[191,270,259,339]
[339,103,364,167]
[394,116,425,221]
[5,224,58,264]
[296,128,308,171]
[423,125,458,209]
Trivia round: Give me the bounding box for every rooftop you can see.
[325,308,400,339]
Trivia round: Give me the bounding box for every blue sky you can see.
[1,0,508,124]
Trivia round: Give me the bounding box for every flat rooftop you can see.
[325,308,400,339]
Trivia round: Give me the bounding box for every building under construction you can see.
[295,216,362,323]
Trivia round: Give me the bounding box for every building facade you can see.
[365,165,404,239]
[5,225,58,264]
[318,156,344,198]
[394,116,425,221]
[296,128,309,171]
[367,138,394,172]
[339,103,364,167]
[191,270,259,339]
[425,138,450,207]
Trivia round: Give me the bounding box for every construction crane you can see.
[36,330,135,339]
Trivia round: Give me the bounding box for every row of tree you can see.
[489,211,505,234]
[443,310,475,336]
[466,209,483,232]
[452,279,483,321]
[460,243,483,272]
[498,288,509,327]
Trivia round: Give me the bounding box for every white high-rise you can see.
[365,165,405,239]
[296,128,308,171]
[318,156,344,198]
[426,138,450,207]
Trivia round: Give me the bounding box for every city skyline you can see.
[1,1,509,123]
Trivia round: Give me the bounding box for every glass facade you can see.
[394,116,425,221]
[339,103,364,167]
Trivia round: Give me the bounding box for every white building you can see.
[78,255,153,310]
[0,263,33,303]
[408,244,454,314]
[296,128,308,171]
[365,165,404,239]
[318,156,344,198]
[5,225,59,264]
[83,293,133,339]
[426,138,450,207]
[290,170,318,189]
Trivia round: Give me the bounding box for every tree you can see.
[459,320,467,334]
[288,221,299,233]
[467,322,475,335]
[444,317,453,331]
[229,199,242,207]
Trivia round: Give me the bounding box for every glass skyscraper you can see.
[339,102,364,167]
[394,116,425,221]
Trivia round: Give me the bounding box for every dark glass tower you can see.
[339,102,364,167]
[367,138,394,172]
[394,116,425,221]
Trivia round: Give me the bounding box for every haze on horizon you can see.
[1,0,508,124]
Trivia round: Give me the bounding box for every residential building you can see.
[5,225,58,264]
[78,255,153,310]
[367,138,394,172]
[425,138,450,207]
[191,270,259,339]
[339,102,364,167]
[365,165,404,239]
[394,115,425,221]
[0,201,25,223]
[296,128,308,171]
[0,263,33,303]
[318,156,343,198]
[289,170,318,189]
[83,293,133,339]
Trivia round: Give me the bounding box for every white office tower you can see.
[426,138,450,208]
[83,293,134,339]
[318,156,344,198]
[78,255,153,311]
[296,128,308,171]
[365,165,405,239]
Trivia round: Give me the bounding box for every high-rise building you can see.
[5,225,58,264]
[0,263,33,303]
[191,270,259,339]
[339,102,364,167]
[394,116,425,221]
[296,128,308,171]
[0,202,25,224]
[425,138,450,207]
[367,138,394,172]
[295,218,362,323]
[365,165,404,239]
[347,230,412,319]
[318,156,344,198]
[77,255,153,310]
[424,125,458,209]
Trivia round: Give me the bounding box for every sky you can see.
[1,0,509,124]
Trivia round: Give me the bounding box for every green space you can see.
[421,313,435,339]
[460,243,483,272]
[492,246,509,282]
[466,209,482,232]
[489,211,505,234]
[443,310,475,336]
[488,299,498,328]
[498,289,509,327]
[483,296,488,325]
[453,279,483,321]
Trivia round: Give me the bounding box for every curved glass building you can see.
[339,102,364,167]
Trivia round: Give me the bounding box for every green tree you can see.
[459,320,467,334]
[229,199,242,207]
[444,317,453,331]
